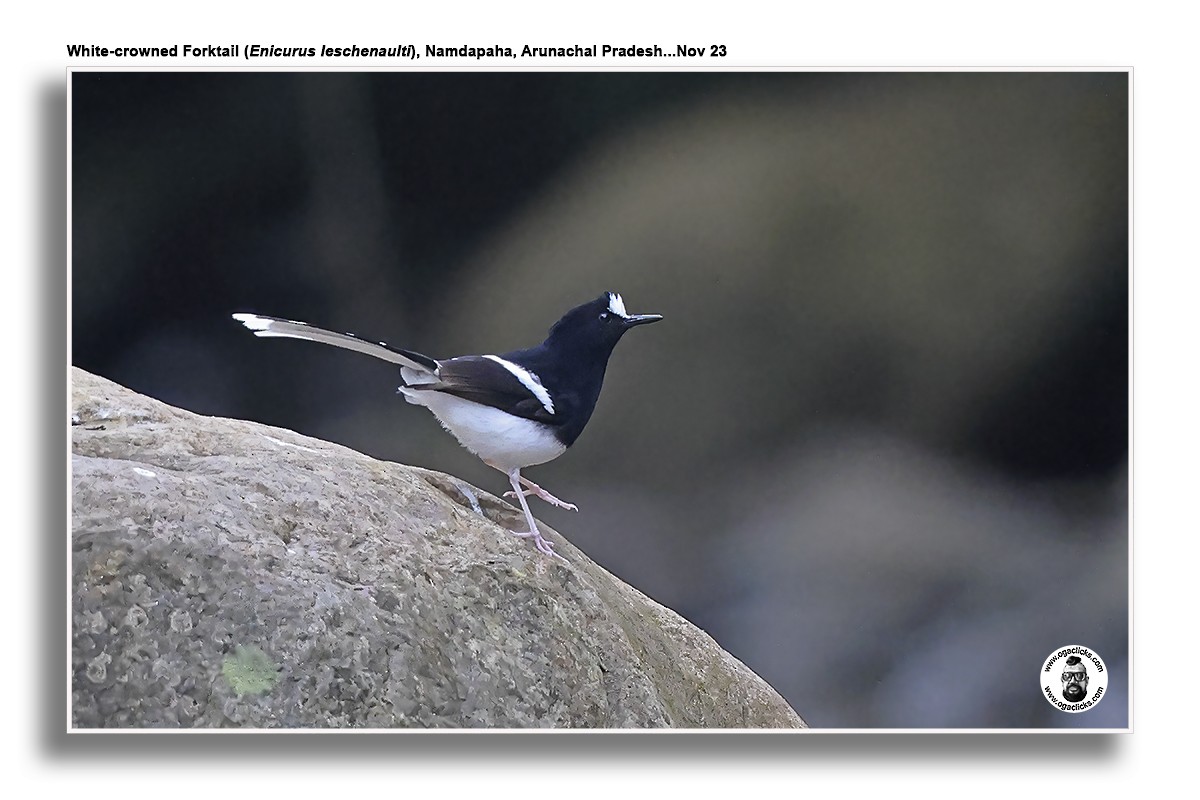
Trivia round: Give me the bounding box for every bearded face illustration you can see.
[1061,655,1089,702]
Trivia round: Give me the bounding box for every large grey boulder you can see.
[70,368,804,728]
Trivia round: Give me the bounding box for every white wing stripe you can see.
[482,355,555,415]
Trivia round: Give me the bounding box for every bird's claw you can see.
[504,489,578,512]
[508,528,569,563]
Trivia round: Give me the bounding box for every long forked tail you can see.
[231,313,440,374]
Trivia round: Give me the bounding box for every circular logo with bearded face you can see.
[1041,645,1109,713]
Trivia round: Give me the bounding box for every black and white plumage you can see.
[232,292,662,561]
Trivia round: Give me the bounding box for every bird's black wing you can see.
[412,355,560,425]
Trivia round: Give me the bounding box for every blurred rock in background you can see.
[71,71,1128,727]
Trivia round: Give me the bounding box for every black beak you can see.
[623,313,663,327]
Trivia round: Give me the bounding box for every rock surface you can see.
[70,368,804,729]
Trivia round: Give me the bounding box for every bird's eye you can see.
[599,312,609,320]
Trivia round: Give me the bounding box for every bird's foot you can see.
[508,529,569,563]
[504,481,578,512]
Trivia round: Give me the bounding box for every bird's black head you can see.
[546,291,663,352]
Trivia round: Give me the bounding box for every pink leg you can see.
[504,474,578,512]
[506,469,568,563]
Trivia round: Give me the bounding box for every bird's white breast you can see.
[399,388,566,471]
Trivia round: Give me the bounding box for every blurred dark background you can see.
[71,71,1128,728]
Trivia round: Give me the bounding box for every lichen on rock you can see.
[70,368,805,729]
